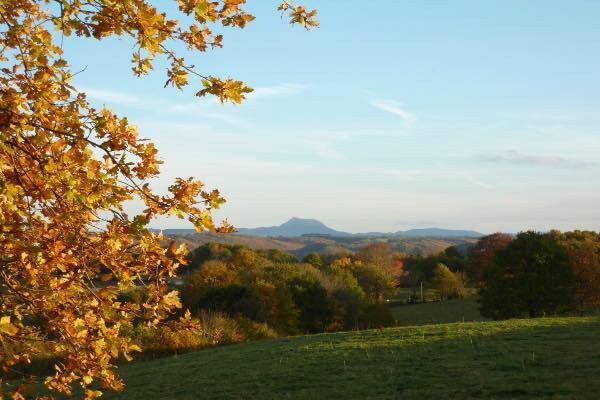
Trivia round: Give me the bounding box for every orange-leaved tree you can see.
[0,1,317,398]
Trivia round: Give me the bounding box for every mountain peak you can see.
[283,217,326,226]
[235,218,484,238]
[237,217,347,237]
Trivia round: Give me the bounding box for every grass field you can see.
[391,298,487,326]
[75,317,600,399]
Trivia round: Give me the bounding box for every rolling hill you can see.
[165,232,479,258]
[96,316,600,399]
[159,218,483,257]
[396,227,484,238]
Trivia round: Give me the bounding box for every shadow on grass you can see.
[9,316,594,400]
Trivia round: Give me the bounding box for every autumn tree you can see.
[479,231,576,319]
[553,231,600,314]
[356,242,403,284]
[0,1,317,398]
[468,233,513,286]
[350,264,395,304]
[181,260,240,311]
[356,242,395,268]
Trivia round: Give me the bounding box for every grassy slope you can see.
[391,298,488,326]
[100,317,600,400]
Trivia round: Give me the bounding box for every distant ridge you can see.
[395,228,483,238]
[234,218,484,238]
[155,218,485,238]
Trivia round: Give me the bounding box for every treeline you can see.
[122,230,599,358]
[401,245,470,301]
[180,242,404,335]
[400,230,600,318]
[120,242,404,356]
[477,230,600,319]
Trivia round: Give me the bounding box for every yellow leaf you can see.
[0,316,19,336]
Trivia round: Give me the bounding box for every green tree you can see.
[431,263,463,300]
[351,264,395,304]
[288,275,332,333]
[479,231,576,319]
[262,249,298,264]
[303,252,323,267]
[440,246,468,278]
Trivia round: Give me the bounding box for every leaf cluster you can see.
[0,1,316,398]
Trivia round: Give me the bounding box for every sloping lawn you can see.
[91,317,600,399]
[391,298,487,326]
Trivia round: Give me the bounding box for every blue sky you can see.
[64,1,600,233]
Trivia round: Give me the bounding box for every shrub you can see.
[124,311,278,360]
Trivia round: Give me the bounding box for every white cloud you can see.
[82,88,141,106]
[369,98,416,124]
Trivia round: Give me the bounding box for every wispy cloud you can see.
[193,156,421,181]
[82,88,141,107]
[248,83,308,99]
[369,98,416,124]
[478,150,591,168]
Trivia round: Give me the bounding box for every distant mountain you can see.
[237,217,351,237]
[157,219,484,239]
[395,228,484,238]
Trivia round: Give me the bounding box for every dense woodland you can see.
[113,230,600,359]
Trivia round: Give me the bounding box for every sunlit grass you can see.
[93,316,600,399]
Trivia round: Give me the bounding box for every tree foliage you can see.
[0,1,317,398]
[479,231,576,319]
[430,263,463,300]
[180,245,395,335]
[552,230,600,313]
[469,233,513,286]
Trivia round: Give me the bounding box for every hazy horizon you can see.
[62,1,599,234]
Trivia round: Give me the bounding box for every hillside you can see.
[165,232,479,258]
[396,227,483,238]
[98,317,600,399]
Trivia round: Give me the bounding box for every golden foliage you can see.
[0,0,316,398]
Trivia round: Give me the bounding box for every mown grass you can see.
[391,298,487,326]
[75,317,600,399]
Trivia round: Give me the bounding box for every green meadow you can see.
[391,298,487,326]
[95,316,600,400]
